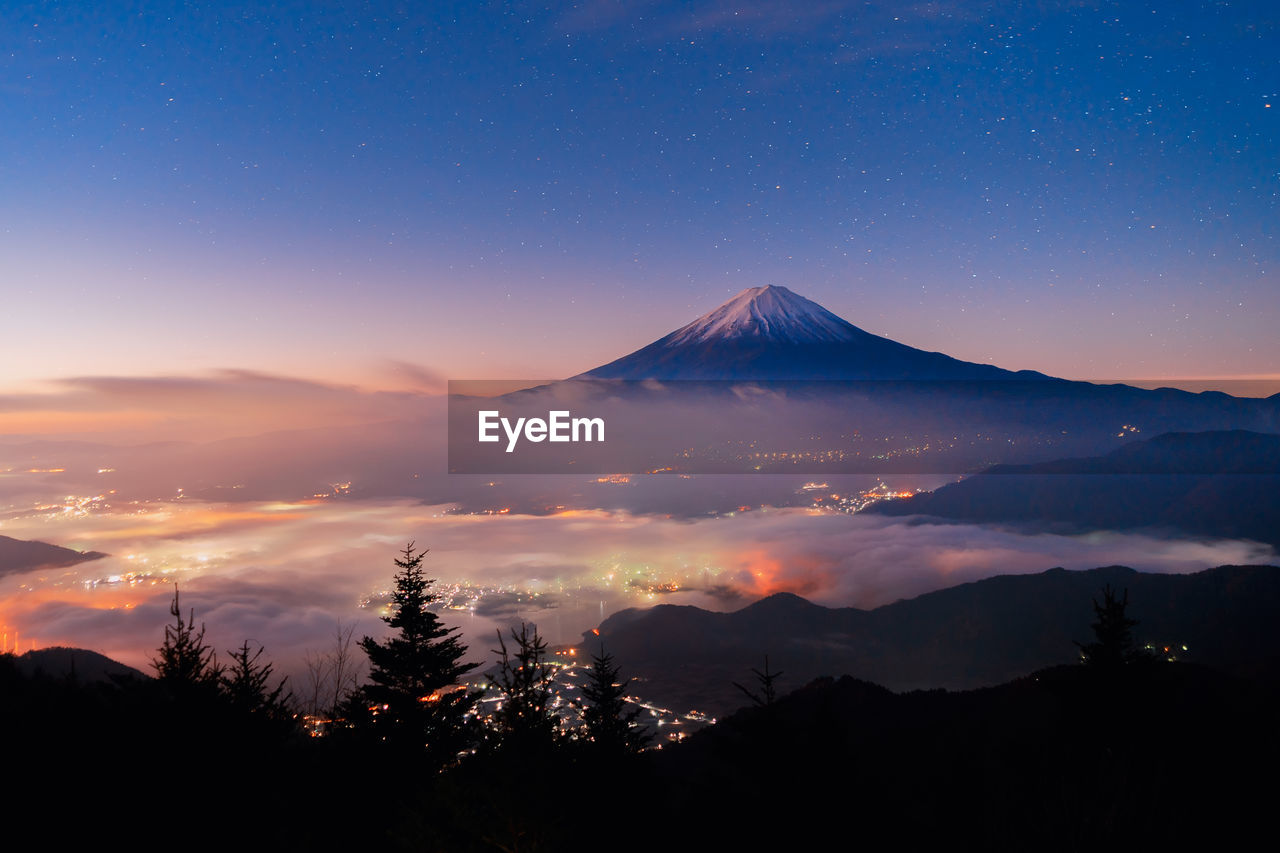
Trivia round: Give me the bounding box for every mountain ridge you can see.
[587,563,1280,715]
[581,285,1049,381]
[0,535,107,578]
[449,287,1280,475]
[15,646,148,684]
[868,429,1280,544]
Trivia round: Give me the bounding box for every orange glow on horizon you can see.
[81,506,312,542]
[547,508,616,520]
[0,410,167,435]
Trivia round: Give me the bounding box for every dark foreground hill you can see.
[588,563,1280,715]
[5,617,1277,850]
[644,661,1276,851]
[16,646,147,683]
[868,429,1280,545]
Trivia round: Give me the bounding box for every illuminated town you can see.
[466,645,716,747]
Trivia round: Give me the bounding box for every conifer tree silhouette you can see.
[354,542,479,765]
[579,643,650,754]
[489,622,559,752]
[152,584,221,697]
[222,640,294,726]
[1076,584,1150,668]
[734,654,783,707]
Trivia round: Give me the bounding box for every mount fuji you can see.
[581,285,1047,381]
[450,285,1278,474]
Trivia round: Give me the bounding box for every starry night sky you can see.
[2,1,1276,389]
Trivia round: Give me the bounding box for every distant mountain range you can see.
[868,429,1280,546]
[586,563,1280,715]
[0,534,106,577]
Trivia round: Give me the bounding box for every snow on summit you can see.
[579,284,1040,380]
[668,285,859,346]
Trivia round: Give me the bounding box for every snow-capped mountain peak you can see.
[668,285,858,346]
[580,284,1036,380]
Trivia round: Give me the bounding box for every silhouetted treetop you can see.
[353,542,480,764]
[1076,584,1151,668]
[152,584,220,695]
[580,643,650,754]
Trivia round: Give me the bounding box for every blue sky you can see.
[2,0,1276,388]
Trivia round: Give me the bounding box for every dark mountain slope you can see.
[869,429,1280,545]
[588,563,1280,715]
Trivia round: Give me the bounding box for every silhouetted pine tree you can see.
[354,542,479,766]
[733,655,783,707]
[489,622,559,752]
[222,640,294,729]
[579,644,650,754]
[152,584,221,698]
[1076,584,1150,668]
